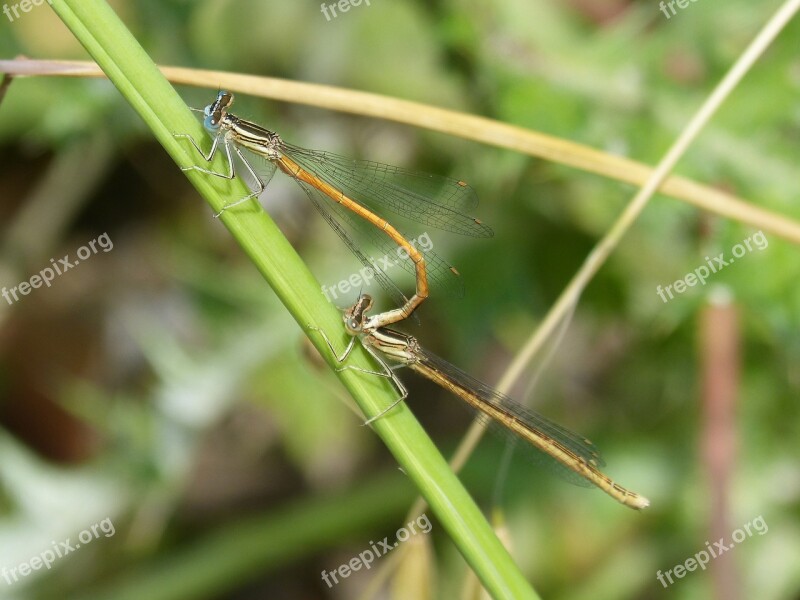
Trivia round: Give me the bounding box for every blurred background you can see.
[1,1,799,598]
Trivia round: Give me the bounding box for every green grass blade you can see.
[47,1,540,597]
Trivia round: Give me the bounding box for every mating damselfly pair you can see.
[176,90,649,510]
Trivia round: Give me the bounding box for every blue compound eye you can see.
[203,104,212,117]
[204,114,219,131]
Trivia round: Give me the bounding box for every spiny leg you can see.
[358,344,408,425]
[307,325,408,424]
[174,133,262,215]
[174,132,228,175]
[307,324,357,363]
[212,146,265,217]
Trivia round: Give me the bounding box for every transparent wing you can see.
[294,177,467,303]
[283,144,494,238]
[294,178,412,312]
[197,135,279,204]
[233,141,471,310]
[415,348,605,487]
[234,145,278,196]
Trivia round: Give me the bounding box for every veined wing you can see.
[283,144,494,238]
[413,347,605,487]
[294,177,467,303]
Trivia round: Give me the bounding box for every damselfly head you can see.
[343,294,373,334]
[202,91,235,131]
[213,90,234,111]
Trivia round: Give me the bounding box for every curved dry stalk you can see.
[356,3,800,590]
[2,58,800,245]
[444,0,800,485]
[499,0,800,389]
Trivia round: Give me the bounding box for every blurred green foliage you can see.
[1,1,798,599]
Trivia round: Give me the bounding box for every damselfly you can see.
[311,294,650,510]
[176,91,493,328]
